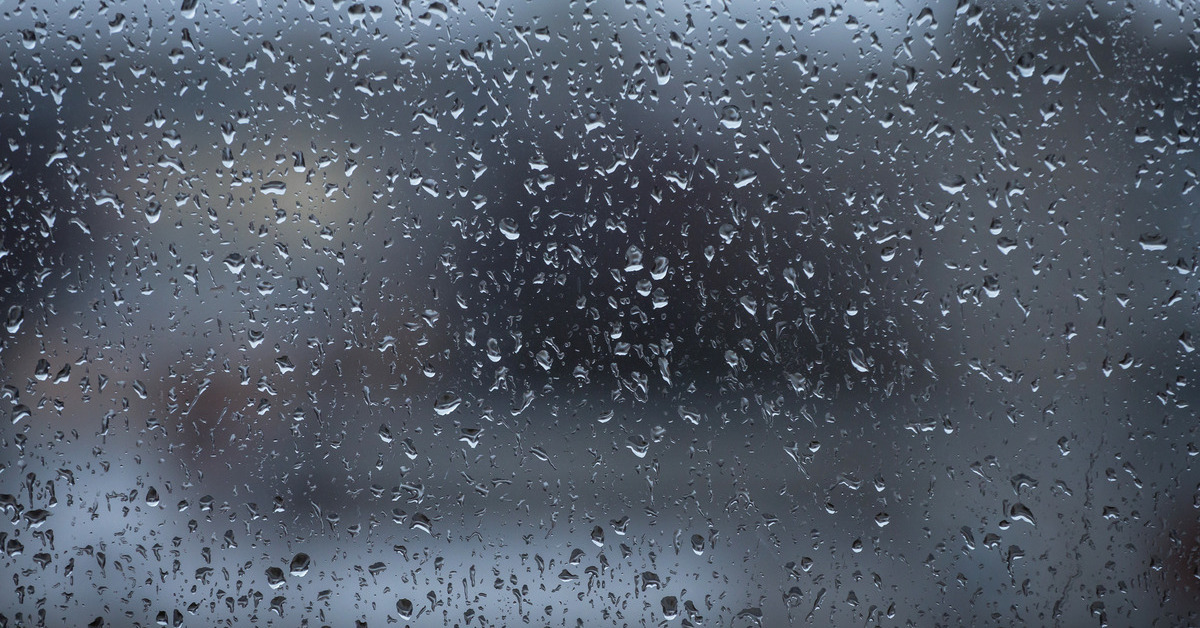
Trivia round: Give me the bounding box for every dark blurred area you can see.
[0,0,1198,626]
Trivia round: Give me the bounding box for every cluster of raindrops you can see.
[0,0,1198,626]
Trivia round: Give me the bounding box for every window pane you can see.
[1,1,1197,626]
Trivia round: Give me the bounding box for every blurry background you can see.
[1,0,1199,625]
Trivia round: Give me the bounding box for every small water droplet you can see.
[434,392,462,415]
[289,553,310,577]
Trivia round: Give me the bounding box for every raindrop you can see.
[5,306,24,333]
[720,105,743,129]
[434,392,462,415]
[1138,233,1167,251]
[289,553,310,577]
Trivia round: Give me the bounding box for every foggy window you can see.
[1,1,1198,626]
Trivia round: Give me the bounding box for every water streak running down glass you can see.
[0,0,1198,626]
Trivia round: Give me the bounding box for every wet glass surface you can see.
[1,1,1199,626]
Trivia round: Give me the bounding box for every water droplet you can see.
[260,180,287,195]
[5,306,24,333]
[265,566,286,589]
[289,553,310,577]
[720,105,742,129]
[1138,233,1167,251]
[661,596,679,619]
[677,406,702,425]
[434,392,462,415]
[653,59,671,85]
[498,217,520,240]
